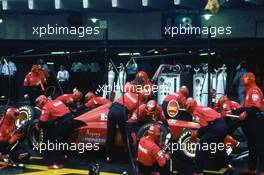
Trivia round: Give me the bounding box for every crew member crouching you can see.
[35,95,73,169]
[127,99,168,147]
[82,91,111,110]
[137,125,170,175]
[214,95,241,116]
[0,108,30,169]
[56,89,83,112]
[185,98,244,175]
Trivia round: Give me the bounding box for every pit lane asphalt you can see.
[0,146,249,175]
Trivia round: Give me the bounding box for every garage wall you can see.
[202,9,264,38]
[0,9,263,40]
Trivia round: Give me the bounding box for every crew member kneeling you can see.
[0,108,30,169]
[137,125,170,175]
[35,95,73,169]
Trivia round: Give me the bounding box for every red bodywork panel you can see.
[71,103,200,145]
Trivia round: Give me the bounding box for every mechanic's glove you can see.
[35,123,40,131]
[165,153,170,160]
[239,112,247,121]
[225,110,232,115]
[9,133,23,145]
[24,94,29,99]
[190,131,198,142]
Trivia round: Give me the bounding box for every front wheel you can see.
[27,120,44,151]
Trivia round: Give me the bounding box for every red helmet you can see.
[31,65,40,73]
[85,91,95,101]
[35,95,48,109]
[135,71,149,85]
[179,86,189,97]
[242,72,255,87]
[145,100,157,115]
[73,89,83,101]
[148,125,161,142]
[124,82,136,93]
[185,98,197,114]
[4,108,20,124]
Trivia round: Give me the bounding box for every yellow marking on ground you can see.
[203,168,228,174]
[1,162,119,175]
[29,156,43,160]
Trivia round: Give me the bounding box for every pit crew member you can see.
[106,82,147,162]
[82,91,111,110]
[35,95,74,169]
[137,125,170,175]
[239,72,264,175]
[0,108,30,169]
[185,98,244,175]
[127,99,168,144]
[55,89,83,112]
[24,65,47,105]
[215,95,241,116]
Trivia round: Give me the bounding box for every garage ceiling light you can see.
[203,14,213,20]
[91,18,99,23]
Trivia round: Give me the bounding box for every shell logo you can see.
[167,100,180,118]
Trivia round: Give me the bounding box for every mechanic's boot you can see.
[48,164,63,169]
[18,153,30,162]
[239,169,256,175]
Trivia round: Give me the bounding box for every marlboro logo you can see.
[167,100,180,118]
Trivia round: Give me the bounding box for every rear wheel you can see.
[176,130,198,163]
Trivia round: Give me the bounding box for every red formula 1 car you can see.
[16,102,201,161]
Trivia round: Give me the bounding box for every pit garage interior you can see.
[0,0,264,175]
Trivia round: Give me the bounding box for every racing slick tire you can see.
[17,105,41,128]
[137,121,169,144]
[176,129,197,163]
[27,119,44,151]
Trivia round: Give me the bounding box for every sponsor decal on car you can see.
[167,100,180,118]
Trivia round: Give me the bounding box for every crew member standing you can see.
[35,95,73,169]
[57,65,69,93]
[239,72,264,175]
[137,125,170,175]
[106,82,147,162]
[24,65,47,105]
